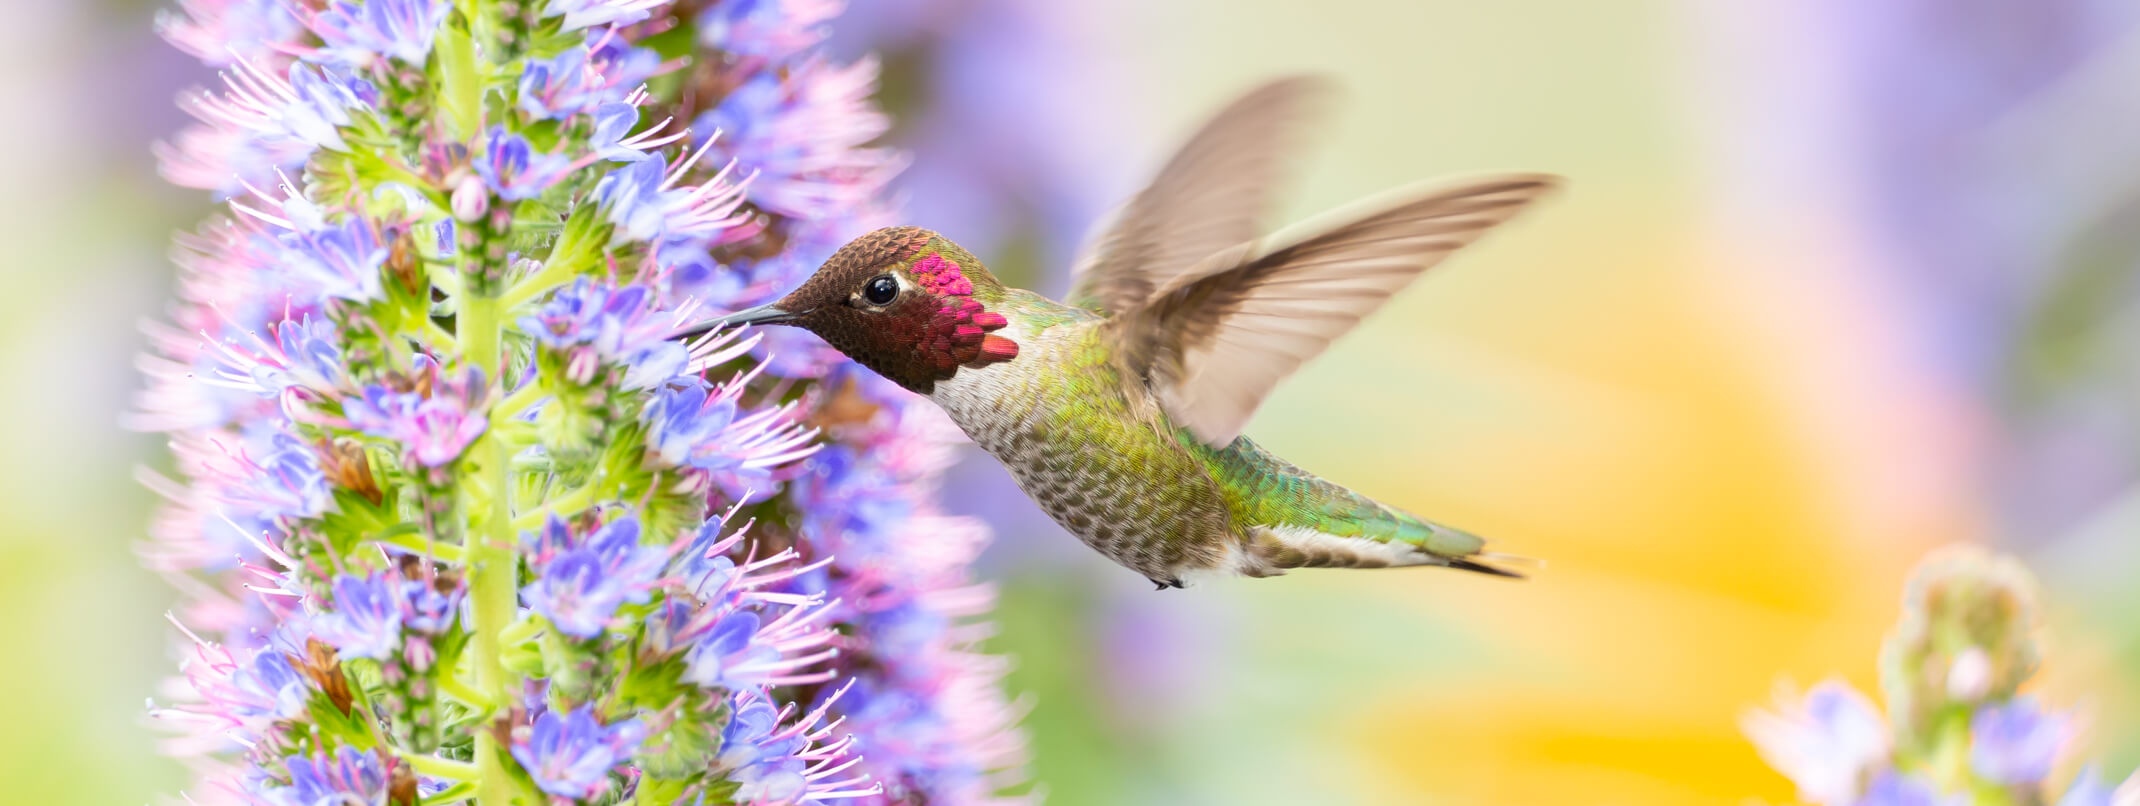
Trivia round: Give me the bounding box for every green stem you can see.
[378,530,466,564]
[501,207,606,308]
[494,380,547,422]
[435,16,482,141]
[459,291,519,806]
[403,753,482,781]
[510,482,597,531]
[438,673,491,709]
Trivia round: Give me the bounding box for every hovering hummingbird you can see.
[687,77,1557,588]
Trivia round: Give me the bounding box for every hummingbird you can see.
[687,77,1557,588]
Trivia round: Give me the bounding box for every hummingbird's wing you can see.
[1114,175,1558,447]
[1066,76,1331,316]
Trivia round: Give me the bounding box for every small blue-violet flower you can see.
[474,126,575,201]
[511,705,648,800]
[1970,698,2073,785]
[521,515,668,639]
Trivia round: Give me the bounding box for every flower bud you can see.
[450,171,489,221]
[1879,545,2041,748]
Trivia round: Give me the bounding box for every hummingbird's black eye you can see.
[863,275,899,306]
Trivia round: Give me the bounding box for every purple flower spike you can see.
[521,515,667,639]
[511,705,647,800]
[142,0,1031,800]
[474,126,574,201]
[1971,698,2073,785]
[314,572,405,659]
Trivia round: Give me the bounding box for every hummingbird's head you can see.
[709,226,1020,393]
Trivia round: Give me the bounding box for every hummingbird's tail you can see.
[1208,435,1535,579]
[1243,521,1534,579]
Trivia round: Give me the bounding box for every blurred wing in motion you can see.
[1114,175,1559,447]
[1067,76,1333,316]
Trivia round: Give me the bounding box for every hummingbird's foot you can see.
[1150,577,1185,591]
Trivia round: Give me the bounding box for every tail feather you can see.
[1246,523,1532,580]
[1445,556,1527,579]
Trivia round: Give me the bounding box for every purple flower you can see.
[681,611,784,689]
[511,706,646,800]
[521,515,668,639]
[1744,681,1890,806]
[589,102,649,160]
[1855,771,1962,806]
[593,151,754,248]
[226,432,332,521]
[717,686,879,802]
[272,747,391,806]
[719,695,812,801]
[692,62,895,219]
[1971,698,2073,785]
[698,0,842,61]
[157,0,303,67]
[474,126,574,201]
[583,27,665,92]
[275,215,388,303]
[161,632,310,750]
[518,47,604,121]
[643,380,818,490]
[542,0,665,31]
[283,65,378,152]
[518,279,688,387]
[246,316,348,397]
[165,61,375,196]
[343,367,488,467]
[314,573,404,659]
[309,0,449,67]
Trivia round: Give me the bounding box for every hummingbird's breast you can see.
[925,299,1241,583]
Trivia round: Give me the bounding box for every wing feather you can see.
[1067,76,1332,315]
[1116,175,1559,446]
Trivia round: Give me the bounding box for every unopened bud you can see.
[451,173,489,222]
[1947,647,1991,701]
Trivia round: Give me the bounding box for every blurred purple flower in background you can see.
[137,1,1030,803]
[1744,547,2140,805]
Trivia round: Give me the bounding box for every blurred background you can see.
[10,0,2140,803]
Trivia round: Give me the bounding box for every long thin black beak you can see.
[672,303,804,341]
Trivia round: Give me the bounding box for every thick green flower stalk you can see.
[1744,546,2134,806]
[138,1,1029,803]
